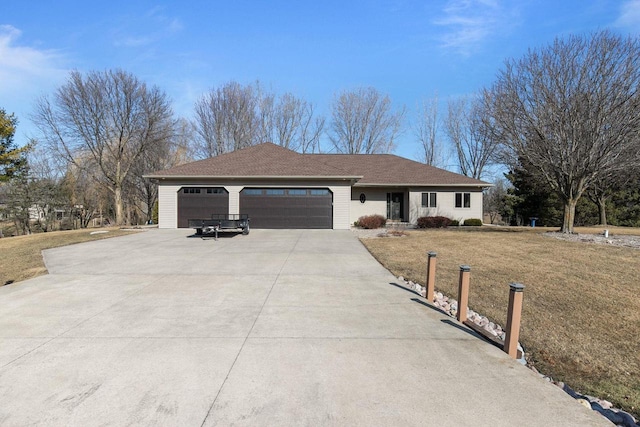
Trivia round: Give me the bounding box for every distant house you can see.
[145,143,490,229]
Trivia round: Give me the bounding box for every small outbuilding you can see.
[145,143,490,229]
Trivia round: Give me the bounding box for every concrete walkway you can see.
[0,229,610,426]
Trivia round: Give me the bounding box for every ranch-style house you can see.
[145,142,490,230]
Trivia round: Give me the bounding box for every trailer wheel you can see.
[242,224,250,235]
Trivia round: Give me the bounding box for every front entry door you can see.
[387,192,404,221]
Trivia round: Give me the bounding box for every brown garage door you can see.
[240,188,332,229]
[177,187,229,228]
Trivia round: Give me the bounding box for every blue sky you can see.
[1,0,639,169]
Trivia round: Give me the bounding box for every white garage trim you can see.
[224,185,244,216]
[158,185,180,229]
[329,185,351,230]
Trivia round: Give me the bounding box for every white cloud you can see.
[0,25,67,90]
[433,0,514,54]
[0,25,68,144]
[615,0,640,30]
[112,8,184,48]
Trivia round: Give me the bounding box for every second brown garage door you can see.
[240,188,332,229]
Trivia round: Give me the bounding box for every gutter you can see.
[143,174,363,181]
[353,182,493,188]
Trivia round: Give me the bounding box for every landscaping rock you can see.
[577,399,592,409]
[394,273,638,426]
[544,231,640,250]
[601,400,614,410]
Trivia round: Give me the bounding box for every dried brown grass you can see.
[0,228,138,286]
[361,227,640,418]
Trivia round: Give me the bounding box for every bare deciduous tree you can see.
[414,95,448,167]
[26,144,67,232]
[298,104,325,154]
[444,96,496,180]
[32,69,174,225]
[194,81,261,157]
[61,160,110,229]
[194,82,325,156]
[586,169,635,227]
[272,93,303,150]
[260,92,325,153]
[127,118,194,224]
[329,87,404,154]
[483,178,510,224]
[481,31,640,233]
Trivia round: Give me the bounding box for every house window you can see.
[287,189,307,196]
[243,189,263,195]
[310,189,330,196]
[265,189,285,196]
[421,192,437,208]
[455,192,471,208]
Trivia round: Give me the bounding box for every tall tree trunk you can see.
[597,196,607,226]
[114,185,124,225]
[561,198,577,233]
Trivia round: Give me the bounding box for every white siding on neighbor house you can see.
[225,186,244,216]
[350,188,388,224]
[328,185,351,230]
[158,185,180,228]
[409,188,484,224]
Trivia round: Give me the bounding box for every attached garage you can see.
[177,187,229,228]
[240,188,333,229]
[148,143,489,230]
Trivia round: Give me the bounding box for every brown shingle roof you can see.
[309,153,489,186]
[147,142,490,187]
[147,143,358,179]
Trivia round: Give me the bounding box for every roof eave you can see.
[144,174,363,180]
[353,182,492,187]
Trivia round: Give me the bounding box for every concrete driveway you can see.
[0,229,610,426]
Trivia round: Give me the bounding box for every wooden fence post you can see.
[504,283,525,359]
[426,252,437,302]
[457,265,471,322]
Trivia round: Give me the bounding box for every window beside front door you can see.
[421,192,437,208]
[455,192,471,208]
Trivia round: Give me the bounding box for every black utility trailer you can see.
[188,214,250,239]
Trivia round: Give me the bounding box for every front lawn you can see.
[361,227,640,419]
[0,227,138,286]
